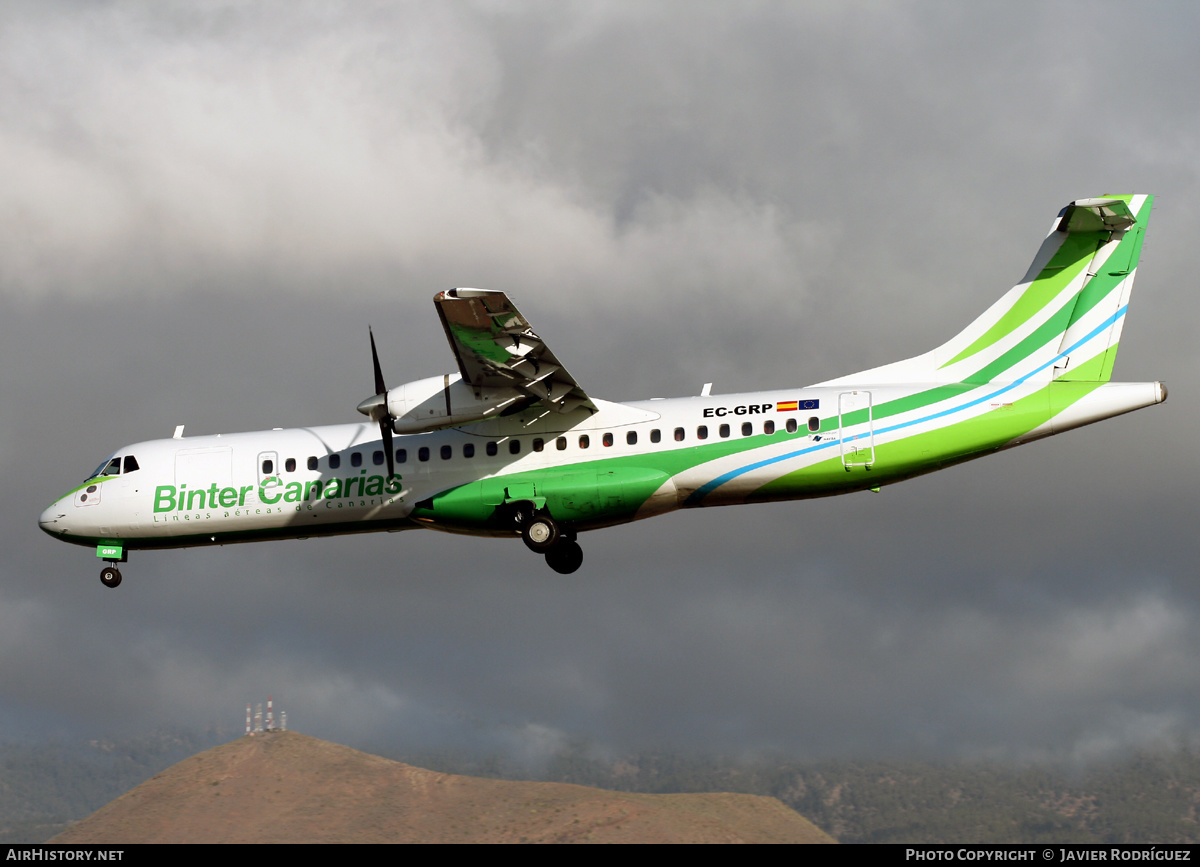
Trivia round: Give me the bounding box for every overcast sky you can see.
[2,1,1198,766]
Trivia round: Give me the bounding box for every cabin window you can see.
[808,416,820,432]
[627,431,637,445]
[579,434,590,449]
[651,429,661,443]
[533,438,544,452]
[509,439,521,455]
[440,445,452,460]
[556,437,567,450]
[741,422,753,437]
[418,447,430,462]
[329,454,341,469]
[395,449,407,464]
[351,452,363,468]
[372,451,384,466]
[674,427,685,442]
[486,441,498,457]
[786,418,798,434]
[764,420,775,435]
[463,443,475,458]
[307,456,319,471]
[719,424,730,438]
[261,458,274,474]
[603,432,614,447]
[697,426,708,440]
[285,458,296,473]
[122,455,140,473]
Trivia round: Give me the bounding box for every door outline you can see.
[838,390,875,468]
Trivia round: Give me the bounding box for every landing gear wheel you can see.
[100,566,122,589]
[522,512,560,552]
[545,540,583,575]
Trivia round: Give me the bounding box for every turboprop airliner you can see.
[40,195,1166,587]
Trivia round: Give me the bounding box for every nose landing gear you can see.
[100,563,122,588]
[94,544,127,588]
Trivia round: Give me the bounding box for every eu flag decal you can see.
[777,399,819,412]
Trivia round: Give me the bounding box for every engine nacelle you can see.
[387,373,526,433]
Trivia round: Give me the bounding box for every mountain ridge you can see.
[50,730,833,844]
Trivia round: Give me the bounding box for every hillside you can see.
[0,728,226,844]
[50,731,833,844]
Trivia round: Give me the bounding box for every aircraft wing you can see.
[433,288,597,414]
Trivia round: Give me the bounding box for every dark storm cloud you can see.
[1,2,1196,761]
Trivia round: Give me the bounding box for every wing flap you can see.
[434,288,596,414]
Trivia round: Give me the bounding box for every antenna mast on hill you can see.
[245,696,287,735]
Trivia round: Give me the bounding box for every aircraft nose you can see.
[38,501,68,536]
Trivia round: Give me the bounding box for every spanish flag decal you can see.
[776,399,819,412]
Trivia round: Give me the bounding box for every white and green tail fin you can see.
[821,195,1152,387]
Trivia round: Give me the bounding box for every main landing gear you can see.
[518,509,584,575]
[100,563,122,588]
[544,539,583,575]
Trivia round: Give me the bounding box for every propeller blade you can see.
[368,327,396,479]
[382,422,395,479]
[369,327,386,397]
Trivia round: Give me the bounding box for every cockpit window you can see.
[123,455,140,473]
[86,456,120,481]
[85,455,124,481]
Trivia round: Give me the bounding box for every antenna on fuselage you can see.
[173,425,185,439]
[700,383,713,397]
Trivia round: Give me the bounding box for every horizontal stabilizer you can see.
[1059,198,1136,233]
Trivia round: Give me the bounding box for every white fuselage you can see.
[40,389,815,550]
[38,379,1164,554]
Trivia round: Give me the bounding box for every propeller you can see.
[356,327,395,479]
